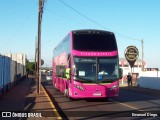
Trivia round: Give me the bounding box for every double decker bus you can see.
[52,29,122,99]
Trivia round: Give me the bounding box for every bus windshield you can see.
[73,33,117,51]
[73,57,119,83]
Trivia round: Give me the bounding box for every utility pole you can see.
[35,37,38,82]
[37,0,44,94]
[141,39,144,71]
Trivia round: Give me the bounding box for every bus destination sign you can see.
[125,46,139,68]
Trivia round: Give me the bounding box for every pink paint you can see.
[70,80,119,98]
[72,50,118,56]
[54,52,67,65]
[52,30,120,99]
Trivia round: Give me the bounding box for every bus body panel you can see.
[68,80,119,99]
[52,29,120,99]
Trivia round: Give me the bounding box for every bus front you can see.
[70,30,120,99]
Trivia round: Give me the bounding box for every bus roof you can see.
[71,29,114,35]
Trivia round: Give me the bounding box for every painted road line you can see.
[109,99,144,111]
[41,85,62,119]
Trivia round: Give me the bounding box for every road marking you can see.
[41,85,62,119]
[24,103,32,110]
[109,99,144,111]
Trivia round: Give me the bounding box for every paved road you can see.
[41,76,160,120]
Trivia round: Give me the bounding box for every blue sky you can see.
[0,0,160,68]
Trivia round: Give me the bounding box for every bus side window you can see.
[67,54,71,68]
[56,66,60,77]
[60,66,66,78]
[56,65,66,78]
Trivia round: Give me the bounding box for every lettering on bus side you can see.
[80,52,112,56]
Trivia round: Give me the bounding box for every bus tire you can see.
[54,83,58,91]
[67,94,72,101]
[53,82,56,89]
[64,88,72,101]
[64,89,67,96]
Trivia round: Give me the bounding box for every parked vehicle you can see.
[46,73,52,80]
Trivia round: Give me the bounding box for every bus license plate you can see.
[93,92,101,96]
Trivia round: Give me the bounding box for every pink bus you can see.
[52,29,122,99]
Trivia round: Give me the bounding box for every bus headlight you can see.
[110,84,119,90]
[74,84,85,91]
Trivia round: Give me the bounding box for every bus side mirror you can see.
[119,68,123,79]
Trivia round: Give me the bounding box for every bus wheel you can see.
[67,94,72,101]
[64,89,72,101]
[54,82,56,89]
[64,89,68,96]
[54,83,58,91]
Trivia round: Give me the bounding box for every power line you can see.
[46,8,91,27]
[58,0,141,41]
[57,0,145,69]
[58,0,112,30]
[0,10,36,49]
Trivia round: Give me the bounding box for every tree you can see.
[26,59,35,74]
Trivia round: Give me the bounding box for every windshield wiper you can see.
[75,77,93,83]
[101,79,117,82]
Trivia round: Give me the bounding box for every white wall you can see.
[121,66,160,77]
[121,67,142,76]
[139,71,160,77]
[138,77,160,90]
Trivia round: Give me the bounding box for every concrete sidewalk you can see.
[0,76,62,120]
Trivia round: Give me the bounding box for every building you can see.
[119,58,147,76]
[119,58,159,78]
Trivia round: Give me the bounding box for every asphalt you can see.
[0,76,159,120]
[0,75,62,120]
